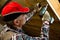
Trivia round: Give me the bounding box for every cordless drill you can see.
[39,4,54,24]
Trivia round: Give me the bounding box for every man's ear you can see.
[13,19,20,26]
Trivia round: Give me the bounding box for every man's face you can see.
[20,14,27,25]
[16,14,27,27]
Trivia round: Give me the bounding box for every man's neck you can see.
[14,25,22,30]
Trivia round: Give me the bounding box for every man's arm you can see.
[40,21,49,40]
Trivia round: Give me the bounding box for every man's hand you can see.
[42,11,54,24]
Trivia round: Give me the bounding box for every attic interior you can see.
[0,0,60,40]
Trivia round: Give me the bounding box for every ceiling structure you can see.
[47,0,60,20]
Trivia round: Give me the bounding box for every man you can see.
[0,1,51,40]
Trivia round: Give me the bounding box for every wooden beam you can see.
[47,0,60,21]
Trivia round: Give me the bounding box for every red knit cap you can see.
[1,2,30,16]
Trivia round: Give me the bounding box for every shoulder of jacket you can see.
[0,30,16,40]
